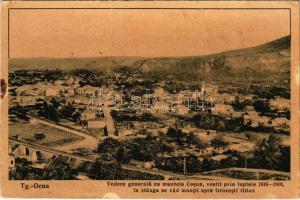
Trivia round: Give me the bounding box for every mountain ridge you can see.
[9,35,290,77]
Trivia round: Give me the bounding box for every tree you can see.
[72,112,81,123]
[49,107,59,122]
[232,97,246,111]
[43,156,77,180]
[253,135,285,170]
[186,154,202,173]
[211,135,229,149]
[196,140,207,149]
[97,137,121,153]
[132,136,158,161]
[162,157,183,173]
[278,146,290,172]
[193,113,217,130]
[9,158,43,180]
[87,158,121,180]
[240,151,254,168]
[50,98,59,109]
[34,133,45,141]
[114,147,131,164]
[166,127,186,145]
[245,133,258,142]
[60,104,75,119]
[159,142,174,157]
[253,100,270,115]
[186,132,199,145]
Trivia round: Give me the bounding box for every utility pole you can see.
[183,157,187,175]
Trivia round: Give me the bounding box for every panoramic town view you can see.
[8,34,291,180]
[7,8,293,181]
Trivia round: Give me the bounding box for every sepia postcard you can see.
[0,0,299,198]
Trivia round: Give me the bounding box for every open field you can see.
[9,121,83,148]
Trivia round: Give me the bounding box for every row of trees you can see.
[96,129,231,173]
[10,155,164,180]
[193,112,244,132]
[97,129,290,173]
[37,99,81,123]
[9,157,77,180]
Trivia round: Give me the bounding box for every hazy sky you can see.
[10,9,290,58]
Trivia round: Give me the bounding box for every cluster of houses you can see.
[10,73,291,136]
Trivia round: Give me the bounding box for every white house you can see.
[74,96,92,105]
[16,95,36,105]
[270,97,290,111]
[272,117,289,128]
[77,85,97,97]
[130,159,155,169]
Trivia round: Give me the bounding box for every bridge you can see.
[9,138,95,164]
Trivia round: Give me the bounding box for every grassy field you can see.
[9,121,82,148]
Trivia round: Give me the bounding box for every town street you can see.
[103,107,117,138]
